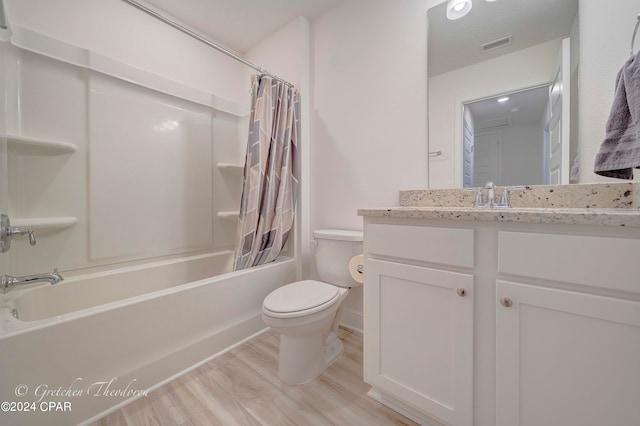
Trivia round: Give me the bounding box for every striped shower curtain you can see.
[233,74,300,270]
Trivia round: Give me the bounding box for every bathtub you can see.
[0,251,296,425]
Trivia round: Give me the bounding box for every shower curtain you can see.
[233,74,300,271]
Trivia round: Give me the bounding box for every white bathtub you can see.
[0,251,296,425]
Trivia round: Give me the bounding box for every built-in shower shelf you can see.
[5,134,78,155]
[12,217,79,231]
[217,211,240,220]
[216,163,244,173]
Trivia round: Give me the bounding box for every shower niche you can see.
[1,26,249,276]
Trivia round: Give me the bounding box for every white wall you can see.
[4,0,246,104]
[312,0,429,230]
[429,39,561,188]
[244,17,310,89]
[312,0,429,330]
[578,0,639,182]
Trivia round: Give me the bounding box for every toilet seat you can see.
[263,280,341,319]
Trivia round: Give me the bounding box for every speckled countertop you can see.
[358,183,640,227]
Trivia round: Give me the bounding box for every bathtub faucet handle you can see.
[27,229,36,246]
[1,214,36,253]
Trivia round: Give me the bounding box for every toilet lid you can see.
[263,280,340,314]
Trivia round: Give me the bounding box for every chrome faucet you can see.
[484,181,496,207]
[472,181,520,208]
[1,268,64,294]
[473,181,497,207]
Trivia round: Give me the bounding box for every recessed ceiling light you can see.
[447,0,473,20]
[497,97,509,103]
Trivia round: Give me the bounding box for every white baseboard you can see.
[340,308,363,333]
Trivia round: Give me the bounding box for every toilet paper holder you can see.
[349,255,365,284]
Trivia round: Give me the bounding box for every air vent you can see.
[476,116,510,131]
[480,36,513,53]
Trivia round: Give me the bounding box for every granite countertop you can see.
[357,206,640,227]
[358,183,640,227]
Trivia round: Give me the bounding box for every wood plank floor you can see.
[93,328,417,426]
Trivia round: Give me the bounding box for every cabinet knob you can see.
[500,297,513,308]
[457,288,467,297]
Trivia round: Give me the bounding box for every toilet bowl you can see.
[262,229,363,385]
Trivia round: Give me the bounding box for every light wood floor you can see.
[93,328,417,426]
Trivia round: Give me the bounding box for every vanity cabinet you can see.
[362,217,640,426]
[496,231,640,426]
[364,224,474,426]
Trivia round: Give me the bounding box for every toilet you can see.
[262,229,363,385]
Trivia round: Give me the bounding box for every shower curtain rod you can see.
[121,0,294,87]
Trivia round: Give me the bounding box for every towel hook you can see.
[631,14,640,57]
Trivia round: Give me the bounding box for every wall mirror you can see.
[427,0,579,188]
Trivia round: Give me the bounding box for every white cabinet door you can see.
[364,259,474,426]
[496,280,640,426]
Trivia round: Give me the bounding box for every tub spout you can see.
[1,268,64,294]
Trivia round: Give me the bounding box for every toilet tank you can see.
[313,229,363,288]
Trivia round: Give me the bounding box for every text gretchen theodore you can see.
[23,377,149,402]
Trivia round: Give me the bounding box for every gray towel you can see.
[594,50,640,179]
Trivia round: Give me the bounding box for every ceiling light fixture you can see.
[446,0,472,20]
[497,97,509,103]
